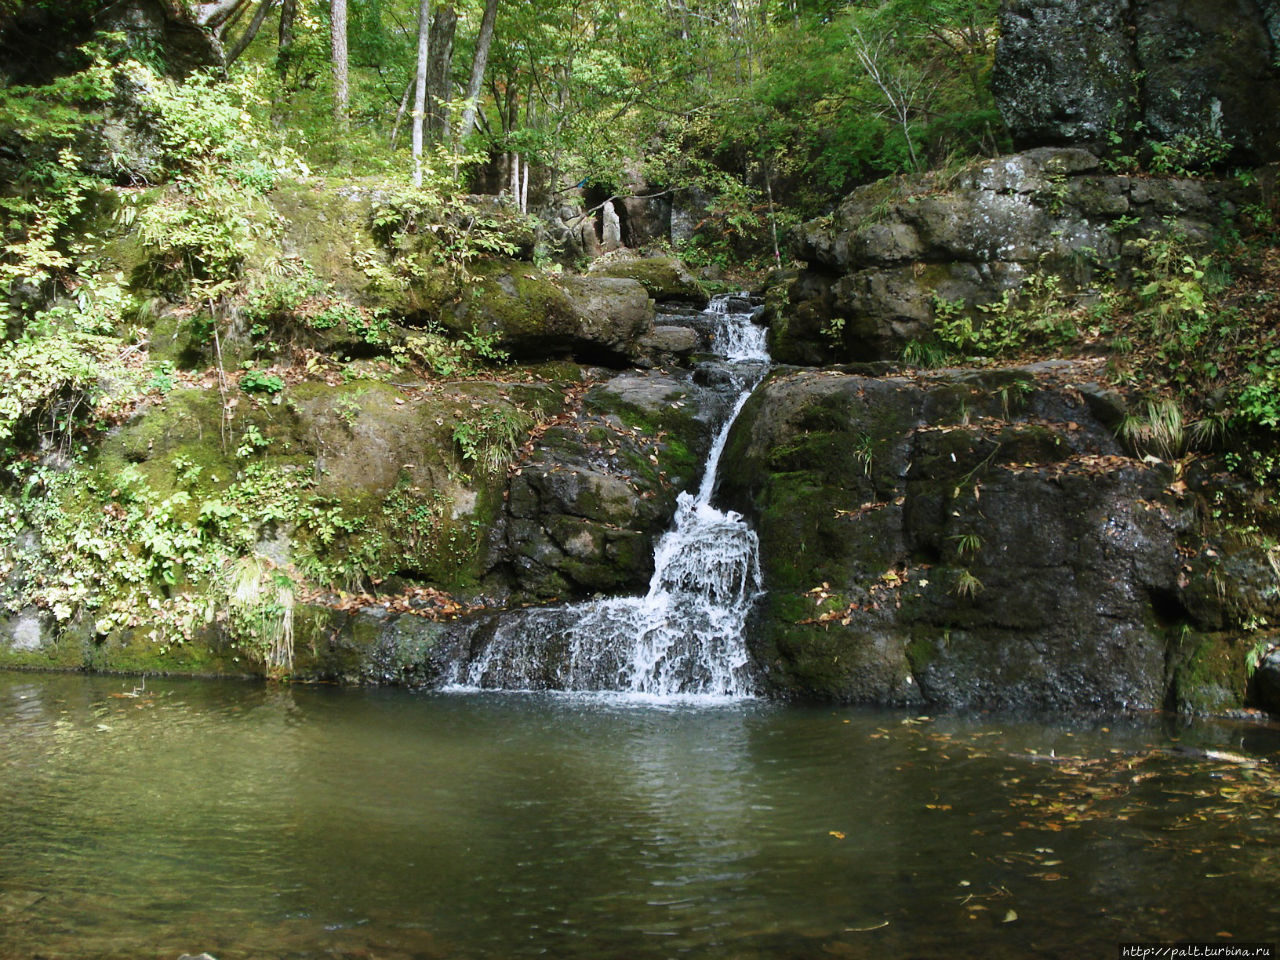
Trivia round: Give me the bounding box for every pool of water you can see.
[2,672,1279,960]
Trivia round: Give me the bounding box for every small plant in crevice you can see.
[1117,397,1185,460]
[950,532,983,562]
[852,433,875,475]
[216,554,295,677]
[997,379,1034,420]
[953,568,983,600]
[902,337,950,369]
[452,405,535,475]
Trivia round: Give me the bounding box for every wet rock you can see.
[718,362,1209,710]
[636,325,700,366]
[497,368,738,599]
[1254,646,1280,716]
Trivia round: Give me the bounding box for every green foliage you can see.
[127,176,261,294]
[0,331,112,452]
[234,424,273,459]
[930,272,1076,359]
[1117,398,1185,460]
[239,370,285,395]
[452,406,534,475]
[216,554,295,676]
[368,175,525,287]
[953,568,984,600]
[404,324,509,379]
[1146,134,1233,178]
[901,338,950,369]
[852,433,875,476]
[1237,373,1280,431]
[950,532,984,561]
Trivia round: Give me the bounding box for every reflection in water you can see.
[2,673,1280,959]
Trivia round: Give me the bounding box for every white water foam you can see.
[455,295,769,698]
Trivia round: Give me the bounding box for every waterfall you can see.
[455,295,770,698]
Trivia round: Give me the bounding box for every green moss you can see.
[442,260,578,340]
[588,256,706,303]
[1170,632,1250,713]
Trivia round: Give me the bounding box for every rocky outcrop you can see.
[779,147,1256,363]
[993,0,1280,164]
[497,367,738,598]
[717,361,1275,711]
[0,0,222,87]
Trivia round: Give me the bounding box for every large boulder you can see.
[588,255,707,305]
[0,0,222,87]
[717,361,1267,711]
[443,261,656,366]
[993,0,1280,164]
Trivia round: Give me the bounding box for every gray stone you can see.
[779,147,1258,363]
[601,200,623,252]
[4,609,49,652]
[993,0,1280,164]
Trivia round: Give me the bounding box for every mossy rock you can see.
[588,256,707,305]
[1169,632,1252,714]
[444,260,654,364]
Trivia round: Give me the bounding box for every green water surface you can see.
[1,672,1278,959]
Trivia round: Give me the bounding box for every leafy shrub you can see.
[239,369,285,394]
[0,331,110,452]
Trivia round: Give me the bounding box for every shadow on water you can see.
[2,672,1280,959]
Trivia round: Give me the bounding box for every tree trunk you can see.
[427,4,457,140]
[390,75,413,148]
[455,0,498,147]
[276,0,296,76]
[194,0,249,31]
[226,0,276,64]
[331,0,349,130]
[218,0,252,40]
[411,0,431,186]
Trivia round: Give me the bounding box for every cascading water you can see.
[455,295,770,698]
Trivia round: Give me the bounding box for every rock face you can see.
[445,263,656,366]
[497,367,738,599]
[266,182,667,367]
[717,362,1273,711]
[993,0,1280,164]
[779,147,1254,363]
[0,0,222,86]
